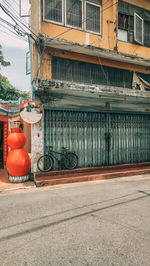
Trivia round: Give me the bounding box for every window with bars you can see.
[43,0,102,34]
[66,0,82,28]
[44,0,63,23]
[118,1,150,47]
[86,1,101,33]
[52,57,133,89]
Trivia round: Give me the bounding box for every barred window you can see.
[44,0,63,23]
[144,21,150,47]
[66,0,82,28]
[43,0,102,34]
[86,1,101,33]
[52,57,133,89]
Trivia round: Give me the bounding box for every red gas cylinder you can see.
[6,128,31,177]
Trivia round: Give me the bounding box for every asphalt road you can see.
[1,175,150,266]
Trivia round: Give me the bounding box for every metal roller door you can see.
[44,109,150,169]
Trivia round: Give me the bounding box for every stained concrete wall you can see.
[31,119,43,172]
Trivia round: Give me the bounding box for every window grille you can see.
[52,57,133,89]
[66,0,82,28]
[92,64,107,85]
[73,61,91,83]
[43,0,102,34]
[44,0,63,23]
[86,1,101,33]
[144,21,150,47]
[52,57,72,81]
[108,67,124,87]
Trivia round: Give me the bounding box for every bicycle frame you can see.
[48,150,63,161]
[46,146,68,162]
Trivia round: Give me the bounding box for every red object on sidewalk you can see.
[7,129,26,149]
[6,128,31,177]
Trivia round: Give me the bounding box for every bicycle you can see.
[37,146,78,172]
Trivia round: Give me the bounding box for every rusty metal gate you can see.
[44,108,150,169]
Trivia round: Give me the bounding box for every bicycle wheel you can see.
[63,152,78,170]
[37,155,54,172]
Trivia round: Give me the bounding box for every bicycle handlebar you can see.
[46,146,69,150]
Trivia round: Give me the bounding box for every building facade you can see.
[30,0,150,171]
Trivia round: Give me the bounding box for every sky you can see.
[0,0,30,92]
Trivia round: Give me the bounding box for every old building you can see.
[30,0,150,171]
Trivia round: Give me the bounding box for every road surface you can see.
[0,175,150,265]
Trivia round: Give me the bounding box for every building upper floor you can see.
[30,0,150,62]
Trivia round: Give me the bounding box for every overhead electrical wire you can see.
[0,2,37,41]
[2,0,30,27]
[2,0,38,38]
[0,4,28,36]
[0,17,15,29]
[0,21,26,38]
[0,27,28,42]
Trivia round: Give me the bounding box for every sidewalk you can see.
[35,162,150,187]
[1,162,150,191]
[0,169,35,192]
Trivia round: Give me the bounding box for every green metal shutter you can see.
[44,109,150,169]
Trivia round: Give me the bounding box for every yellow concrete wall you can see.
[30,0,40,35]
[118,42,150,60]
[124,0,150,11]
[41,53,52,79]
[32,43,39,79]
